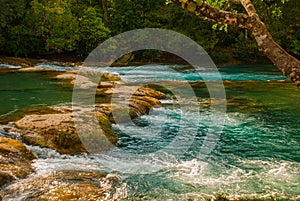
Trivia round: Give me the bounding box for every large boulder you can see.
[0,137,36,187]
[12,107,118,154]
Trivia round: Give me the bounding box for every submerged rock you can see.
[1,171,125,200]
[197,97,266,113]
[0,136,36,187]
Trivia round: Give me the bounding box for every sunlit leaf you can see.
[187,2,197,12]
[193,0,203,6]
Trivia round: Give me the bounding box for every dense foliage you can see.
[0,0,299,62]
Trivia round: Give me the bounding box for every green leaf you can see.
[193,0,203,6]
[187,2,197,12]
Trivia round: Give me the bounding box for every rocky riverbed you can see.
[0,57,166,200]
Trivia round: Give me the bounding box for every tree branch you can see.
[171,0,251,29]
[239,0,300,88]
[171,0,300,89]
[240,0,259,17]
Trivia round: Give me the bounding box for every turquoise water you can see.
[0,71,72,117]
[1,64,299,200]
[105,64,289,82]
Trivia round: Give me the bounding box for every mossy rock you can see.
[129,99,153,115]
[197,98,266,114]
[96,87,109,96]
[97,104,138,123]
[131,95,162,107]
[0,171,15,187]
[0,137,35,160]
[13,108,119,154]
[95,111,118,145]
[0,106,61,124]
[226,98,266,113]
[100,72,120,82]
[134,87,166,99]
[0,137,36,187]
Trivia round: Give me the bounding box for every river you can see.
[0,64,299,200]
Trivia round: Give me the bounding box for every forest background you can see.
[0,0,299,64]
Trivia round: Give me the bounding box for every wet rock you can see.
[134,87,166,99]
[0,137,36,187]
[8,87,165,154]
[101,72,121,82]
[101,88,114,95]
[4,69,166,154]
[1,171,125,200]
[197,97,266,113]
[0,57,36,67]
[226,98,266,113]
[0,106,62,125]
[100,85,166,110]
[54,71,78,80]
[177,65,195,72]
[0,171,15,187]
[13,107,117,154]
[97,90,163,120]
[18,67,55,72]
[97,104,138,123]
[131,95,162,107]
[54,70,120,91]
[95,111,118,145]
[98,81,115,88]
[104,85,166,99]
[129,99,153,115]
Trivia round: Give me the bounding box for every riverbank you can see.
[0,52,274,69]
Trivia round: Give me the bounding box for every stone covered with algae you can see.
[0,136,36,187]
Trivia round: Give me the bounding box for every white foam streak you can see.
[170,157,300,197]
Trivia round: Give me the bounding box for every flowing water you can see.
[0,64,299,200]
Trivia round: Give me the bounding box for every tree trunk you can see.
[102,0,108,26]
[171,0,300,89]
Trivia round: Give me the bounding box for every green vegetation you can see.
[0,0,299,63]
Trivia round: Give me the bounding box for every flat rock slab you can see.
[1,171,125,200]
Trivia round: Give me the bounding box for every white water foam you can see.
[168,157,300,199]
[0,64,21,69]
